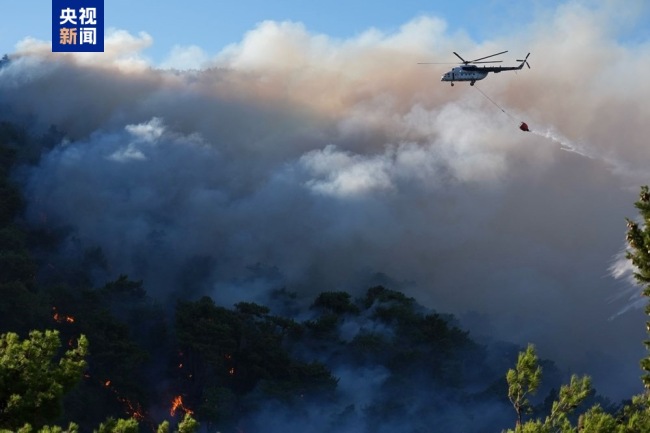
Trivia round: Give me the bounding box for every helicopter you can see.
[419,51,530,86]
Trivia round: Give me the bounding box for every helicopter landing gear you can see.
[470,80,475,86]
[451,82,454,87]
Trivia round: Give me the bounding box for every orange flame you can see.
[120,396,145,420]
[101,377,145,420]
[170,395,194,417]
[52,307,75,324]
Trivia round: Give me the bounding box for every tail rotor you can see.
[517,53,531,69]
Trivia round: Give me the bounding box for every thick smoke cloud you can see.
[1,1,649,399]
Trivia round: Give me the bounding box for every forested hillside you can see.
[0,120,648,433]
[0,121,527,431]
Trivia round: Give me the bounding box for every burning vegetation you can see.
[100,376,145,421]
[170,395,193,417]
[52,307,74,324]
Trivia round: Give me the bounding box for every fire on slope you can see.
[52,306,75,323]
[170,395,194,417]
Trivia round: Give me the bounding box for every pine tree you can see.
[501,186,650,432]
[506,344,542,428]
[625,185,650,387]
[0,330,88,429]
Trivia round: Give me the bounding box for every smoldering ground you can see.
[2,1,650,400]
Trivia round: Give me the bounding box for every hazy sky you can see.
[2,0,638,64]
[3,0,650,401]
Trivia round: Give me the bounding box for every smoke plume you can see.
[2,1,650,399]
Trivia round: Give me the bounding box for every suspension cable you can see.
[474,85,518,123]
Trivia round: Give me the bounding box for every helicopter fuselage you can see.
[440,66,489,86]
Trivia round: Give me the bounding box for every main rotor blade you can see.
[417,62,462,64]
[453,52,467,63]
[470,50,508,63]
[472,61,503,64]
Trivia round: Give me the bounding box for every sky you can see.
[3,0,650,402]
[0,0,608,64]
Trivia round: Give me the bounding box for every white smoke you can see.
[2,1,650,399]
[609,250,645,319]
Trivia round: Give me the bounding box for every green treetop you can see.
[0,330,88,430]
